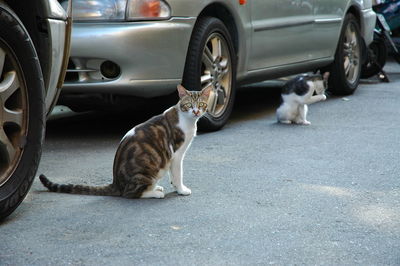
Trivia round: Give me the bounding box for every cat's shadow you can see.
[36,189,182,201]
[46,102,172,141]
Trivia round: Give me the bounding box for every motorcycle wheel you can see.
[361,36,387,79]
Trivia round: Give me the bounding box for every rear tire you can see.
[328,14,362,95]
[0,3,45,220]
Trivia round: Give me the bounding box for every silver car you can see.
[61,0,376,131]
[0,0,70,219]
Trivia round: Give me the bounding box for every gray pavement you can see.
[1,62,400,265]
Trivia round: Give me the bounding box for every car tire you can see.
[0,3,45,220]
[328,14,362,95]
[361,35,387,79]
[182,16,236,132]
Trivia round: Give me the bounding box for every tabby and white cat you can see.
[40,84,212,199]
[276,72,329,125]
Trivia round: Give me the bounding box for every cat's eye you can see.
[184,103,192,108]
[198,102,206,108]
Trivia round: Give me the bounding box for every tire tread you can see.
[0,3,45,220]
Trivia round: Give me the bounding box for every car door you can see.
[248,0,315,70]
[311,0,348,58]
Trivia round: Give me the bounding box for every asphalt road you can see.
[1,62,400,265]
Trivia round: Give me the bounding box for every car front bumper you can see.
[62,17,196,98]
[42,0,70,116]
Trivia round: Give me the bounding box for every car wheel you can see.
[0,3,45,220]
[328,14,362,95]
[361,35,387,79]
[183,17,236,132]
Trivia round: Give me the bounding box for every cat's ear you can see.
[177,84,189,98]
[323,72,330,81]
[200,84,213,98]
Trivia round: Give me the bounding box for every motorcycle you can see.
[361,0,400,81]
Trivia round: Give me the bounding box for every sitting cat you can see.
[276,72,329,125]
[40,84,212,199]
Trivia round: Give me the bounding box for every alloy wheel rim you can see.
[201,32,232,118]
[0,44,28,186]
[343,22,360,84]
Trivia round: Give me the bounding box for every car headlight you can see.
[61,0,170,21]
[126,0,170,20]
[66,0,126,21]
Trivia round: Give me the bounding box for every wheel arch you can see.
[346,5,362,29]
[195,3,240,56]
[1,0,59,95]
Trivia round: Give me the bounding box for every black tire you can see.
[392,51,400,64]
[0,3,45,220]
[361,36,387,79]
[386,36,400,64]
[182,17,236,132]
[328,14,362,95]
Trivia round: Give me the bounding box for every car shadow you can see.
[229,82,282,126]
[45,82,285,140]
[45,98,173,140]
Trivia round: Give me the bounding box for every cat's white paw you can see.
[153,191,165,198]
[141,190,165,199]
[155,185,164,192]
[177,185,191,196]
[321,95,327,101]
[302,120,311,125]
[279,120,292,124]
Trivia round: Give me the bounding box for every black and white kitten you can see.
[277,72,329,125]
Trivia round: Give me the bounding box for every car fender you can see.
[2,0,70,116]
[39,0,71,116]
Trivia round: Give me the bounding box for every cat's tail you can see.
[39,174,121,196]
